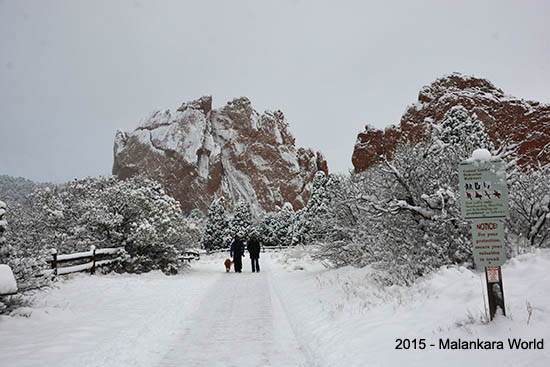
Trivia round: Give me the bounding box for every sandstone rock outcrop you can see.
[113,96,328,215]
[352,73,550,173]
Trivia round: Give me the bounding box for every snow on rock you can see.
[0,264,17,294]
[352,72,550,172]
[113,96,328,215]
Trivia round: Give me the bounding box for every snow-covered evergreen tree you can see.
[296,171,345,246]
[439,105,494,155]
[202,198,230,251]
[257,203,296,247]
[229,201,253,240]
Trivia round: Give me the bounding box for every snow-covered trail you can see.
[159,256,312,367]
[0,267,223,367]
[0,253,313,367]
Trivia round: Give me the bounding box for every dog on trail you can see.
[224,258,234,272]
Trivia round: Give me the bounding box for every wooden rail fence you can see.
[49,246,126,276]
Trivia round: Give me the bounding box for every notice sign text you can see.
[471,220,507,266]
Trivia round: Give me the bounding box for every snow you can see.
[1,250,549,366]
[269,248,550,367]
[0,264,18,294]
[471,148,492,161]
[250,154,270,171]
[56,261,94,275]
[96,247,125,255]
[134,130,155,149]
[56,248,123,261]
[57,250,94,261]
[273,125,283,144]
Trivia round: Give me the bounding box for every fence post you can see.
[90,245,96,275]
[50,248,58,276]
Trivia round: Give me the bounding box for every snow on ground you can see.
[1,249,549,367]
[270,247,550,367]
[159,253,310,367]
[0,264,221,367]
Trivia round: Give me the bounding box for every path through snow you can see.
[0,253,312,367]
[159,257,311,366]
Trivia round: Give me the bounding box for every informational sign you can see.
[486,266,500,283]
[471,220,507,267]
[458,160,509,220]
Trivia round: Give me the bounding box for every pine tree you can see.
[439,105,493,157]
[202,198,230,250]
[229,201,253,240]
[257,203,297,247]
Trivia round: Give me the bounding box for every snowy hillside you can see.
[1,249,548,366]
[0,175,51,205]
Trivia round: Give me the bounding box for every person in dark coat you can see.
[247,236,261,273]
[230,234,245,273]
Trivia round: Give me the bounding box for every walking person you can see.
[247,235,261,273]
[230,234,245,273]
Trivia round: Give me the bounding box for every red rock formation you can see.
[352,73,550,173]
[113,96,328,214]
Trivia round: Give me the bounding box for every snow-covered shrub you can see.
[2,197,51,294]
[312,109,494,282]
[1,201,39,314]
[7,176,187,275]
[508,162,550,252]
[108,176,186,274]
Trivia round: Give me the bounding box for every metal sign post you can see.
[485,266,506,319]
[459,157,509,320]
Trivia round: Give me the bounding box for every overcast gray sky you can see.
[1,0,549,183]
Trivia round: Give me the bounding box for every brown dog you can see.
[224,258,234,272]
